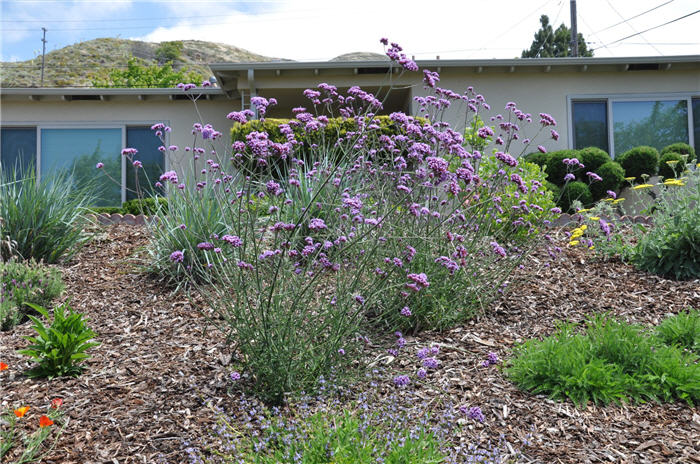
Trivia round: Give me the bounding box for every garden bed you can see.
[1,224,699,463]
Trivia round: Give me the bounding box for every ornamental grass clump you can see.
[134,38,560,403]
[0,169,95,263]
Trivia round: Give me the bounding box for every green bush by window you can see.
[578,146,611,173]
[660,142,695,160]
[616,146,659,182]
[558,180,592,212]
[590,161,625,200]
[544,149,578,187]
[658,152,686,179]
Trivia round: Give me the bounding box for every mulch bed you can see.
[1,224,699,463]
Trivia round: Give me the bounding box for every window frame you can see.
[567,92,698,158]
[0,121,168,204]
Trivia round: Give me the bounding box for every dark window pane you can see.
[572,101,608,152]
[126,127,164,200]
[612,100,688,155]
[693,98,700,155]
[1,127,36,179]
[41,128,122,206]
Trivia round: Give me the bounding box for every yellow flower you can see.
[577,208,591,213]
[665,160,679,166]
[663,179,685,187]
[603,198,614,202]
[580,225,587,231]
[632,184,654,190]
[569,240,579,246]
[612,198,626,204]
[624,177,636,182]
[589,246,595,250]
[588,216,600,221]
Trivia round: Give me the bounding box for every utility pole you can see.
[40,27,47,86]
[570,0,579,57]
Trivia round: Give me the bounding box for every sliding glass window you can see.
[612,100,688,155]
[1,127,36,179]
[40,128,122,206]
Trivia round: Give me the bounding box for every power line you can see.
[595,9,700,50]
[534,0,566,58]
[603,0,663,55]
[594,0,675,34]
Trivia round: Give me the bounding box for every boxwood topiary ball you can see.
[658,152,686,179]
[545,149,578,187]
[660,142,695,160]
[557,180,593,213]
[590,161,625,200]
[577,147,611,173]
[616,146,659,182]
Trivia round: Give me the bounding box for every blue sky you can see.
[1,0,699,63]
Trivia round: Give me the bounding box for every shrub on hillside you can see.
[590,161,625,200]
[616,146,659,182]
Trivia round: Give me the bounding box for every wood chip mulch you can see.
[1,224,699,463]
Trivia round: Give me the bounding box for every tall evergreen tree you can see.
[522,15,593,58]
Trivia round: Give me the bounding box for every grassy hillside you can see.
[0,38,280,88]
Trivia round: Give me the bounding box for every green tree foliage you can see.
[155,41,184,64]
[91,57,203,88]
[522,15,593,58]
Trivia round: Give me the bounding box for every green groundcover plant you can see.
[19,303,100,378]
[656,309,700,354]
[0,260,64,330]
[507,314,700,407]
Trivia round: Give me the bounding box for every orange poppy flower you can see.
[14,406,30,418]
[39,415,54,428]
[0,362,8,371]
[51,398,63,409]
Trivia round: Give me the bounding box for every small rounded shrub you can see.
[590,161,625,200]
[545,149,578,187]
[577,147,611,173]
[658,152,686,179]
[558,181,593,213]
[522,151,548,170]
[544,180,561,201]
[660,142,695,160]
[616,146,659,182]
[122,197,168,216]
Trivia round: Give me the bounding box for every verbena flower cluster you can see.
[121,38,560,404]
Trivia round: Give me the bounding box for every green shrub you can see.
[477,158,556,242]
[557,181,592,212]
[0,261,64,331]
[631,167,700,280]
[543,180,560,199]
[544,149,578,186]
[522,151,548,169]
[121,197,168,216]
[19,303,100,378]
[577,147,611,173]
[658,152,686,179]
[0,170,95,263]
[589,161,625,200]
[90,206,123,215]
[660,142,695,160]
[507,315,700,406]
[616,146,659,181]
[656,309,700,354]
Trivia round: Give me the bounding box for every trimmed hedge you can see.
[590,161,625,201]
[616,146,659,182]
[522,151,548,170]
